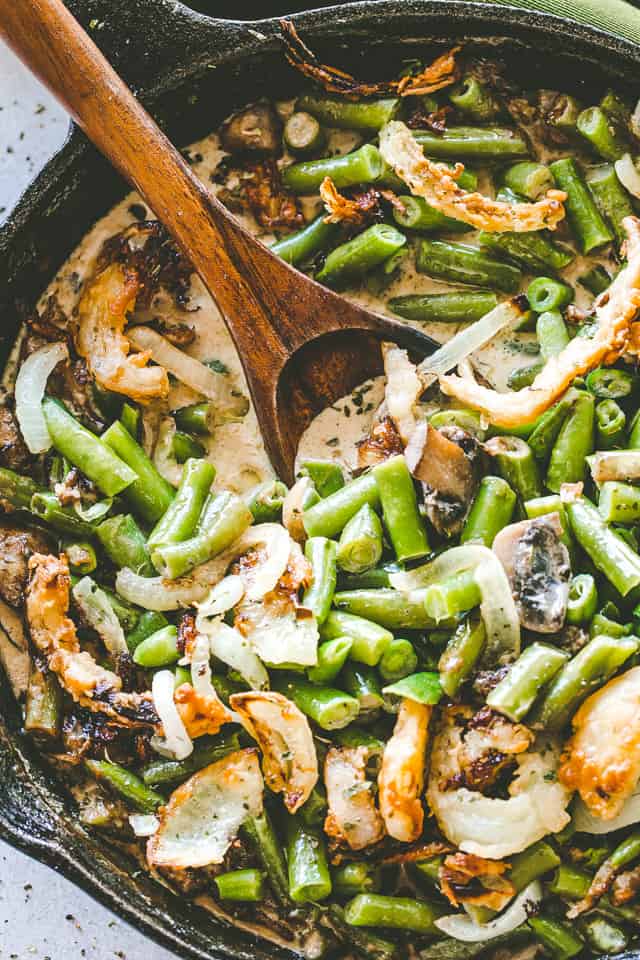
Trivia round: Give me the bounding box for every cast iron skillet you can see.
[1,2,640,957]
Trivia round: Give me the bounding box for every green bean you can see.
[567,495,640,595]
[85,759,163,813]
[102,420,175,523]
[527,915,584,960]
[97,514,154,576]
[303,537,337,625]
[566,573,598,624]
[337,504,383,574]
[485,435,543,502]
[460,475,516,546]
[132,624,179,668]
[438,617,486,698]
[173,402,214,436]
[333,862,382,898]
[316,224,407,289]
[550,157,614,253]
[509,841,561,892]
[173,664,190,687]
[126,610,169,655]
[412,126,529,161]
[531,633,638,730]
[334,726,385,755]
[507,362,544,391]
[303,472,380,539]
[142,733,241,787]
[630,408,640,450]
[503,161,554,200]
[546,391,595,491]
[389,291,497,324]
[373,454,430,561]
[548,93,583,134]
[449,75,499,120]
[527,391,580,464]
[577,106,628,160]
[586,163,635,245]
[392,195,471,234]
[328,905,398,960]
[536,310,570,362]
[590,610,632,640]
[600,89,632,127]
[64,541,98,575]
[478,230,574,273]
[296,93,401,132]
[378,638,418,682]
[147,458,216,551]
[341,663,384,713]
[283,143,385,194]
[599,480,640,524]
[298,787,328,829]
[215,868,264,902]
[424,570,481,622]
[332,588,436,630]
[43,399,137,497]
[24,664,61,740]
[581,916,628,955]
[243,811,289,903]
[276,677,360,730]
[596,398,626,448]
[31,491,96,538]
[102,588,140,634]
[586,366,636,399]
[286,816,332,903]
[344,893,444,934]
[321,610,392,665]
[299,459,345,498]
[416,239,521,292]
[578,264,611,295]
[527,276,573,313]
[120,402,140,440]
[171,431,205,464]
[245,478,287,523]
[283,110,326,155]
[487,643,569,721]
[337,562,401,592]
[308,637,352,684]
[549,864,592,900]
[0,466,41,509]
[271,214,339,266]
[430,408,486,438]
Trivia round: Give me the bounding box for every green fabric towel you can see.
[474,0,640,45]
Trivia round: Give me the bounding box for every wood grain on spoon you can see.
[0,0,436,481]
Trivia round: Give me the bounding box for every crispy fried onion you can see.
[75,262,169,403]
[26,553,157,727]
[559,667,640,823]
[427,707,570,859]
[379,121,566,233]
[281,20,460,98]
[230,690,318,813]
[324,745,385,850]
[245,159,303,230]
[439,852,515,911]
[319,178,402,227]
[378,698,431,843]
[439,217,640,427]
[147,748,263,870]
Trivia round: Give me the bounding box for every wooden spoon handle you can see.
[0,0,291,362]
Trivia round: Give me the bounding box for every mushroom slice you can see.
[230,691,318,812]
[413,424,482,538]
[147,748,263,869]
[0,522,50,608]
[378,697,431,842]
[380,121,566,233]
[439,217,640,427]
[75,262,169,403]
[324,746,385,850]
[493,516,571,633]
[356,415,404,470]
[559,666,640,821]
[220,102,282,154]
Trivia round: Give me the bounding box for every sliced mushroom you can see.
[493,516,571,633]
[356,415,404,470]
[230,690,318,812]
[324,746,385,851]
[0,405,31,472]
[221,102,282,155]
[378,697,431,842]
[413,424,482,538]
[0,522,50,607]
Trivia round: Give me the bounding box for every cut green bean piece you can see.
[383,671,442,705]
[586,366,636,399]
[507,362,544,391]
[283,143,385,194]
[299,459,345,498]
[321,610,392,665]
[526,390,578,462]
[337,563,401,592]
[142,733,241,787]
[416,239,521,292]
[599,480,640,523]
[527,915,584,960]
[332,588,436,630]
[546,391,595,492]
[567,495,640,595]
[392,195,471,234]
[509,841,561,893]
[487,643,569,721]
[344,893,444,934]
[550,157,613,253]
[102,420,175,524]
[527,276,573,313]
[438,617,486,698]
[297,93,401,132]
[42,399,137,497]
[65,541,98,575]
[276,677,360,730]
[596,398,626,448]
[286,816,332,903]
[173,402,214,436]
[374,454,430,561]
[133,625,179,668]
[412,126,528,161]
[0,466,41,509]
[485,435,542,502]
[586,162,635,245]
[548,94,583,134]
[271,214,338,266]
[308,637,352,684]
[126,610,169,655]
[30,492,95,538]
[566,573,598,624]
[333,862,382,898]
[243,810,289,904]
[317,224,407,290]
[303,536,337,625]
[172,431,205,463]
[246,478,288,524]
[85,759,163,813]
[460,475,516,546]
[215,868,264,902]
[449,75,499,121]
[478,230,574,273]
[389,291,497,324]
[337,504,383,574]
[578,264,611,295]
[341,663,384,713]
[503,161,554,200]
[424,570,482,622]
[582,916,628,955]
[577,106,629,160]
[97,514,154,577]
[283,111,325,155]
[24,665,61,740]
[536,310,569,361]
[430,408,486,438]
[303,471,380,539]
[378,638,418,682]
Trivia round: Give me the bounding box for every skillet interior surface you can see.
[2,2,640,957]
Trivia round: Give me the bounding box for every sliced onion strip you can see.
[72,575,127,656]
[573,782,640,835]
[198,617,269,690]
[435,881,542,942]
[116,568,211,611]
[15,342,68,453]
[615,154,640,199]
[418,300,524,379]
[151,669,193,760]
[197,575,245,617]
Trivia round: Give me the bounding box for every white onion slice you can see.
[197,575,245,617]
[199,618,268,690]
[391,544,520,664]
[435,881,542,942]
[615,153,640,199]
[199,524,292,602]
[282,477,316,542]
[151,669,193,761]
[573,781,640,834]
[116,568,211,611]
[72,576,127,656]
[588,450,640,484]
[632,100,640,140]
[189,633,217,699]
[152,417,182,487]
[15,342,68,453]
[418,300,523,379]
[129,814,159,837]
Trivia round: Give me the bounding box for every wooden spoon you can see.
[0,0,437,482]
